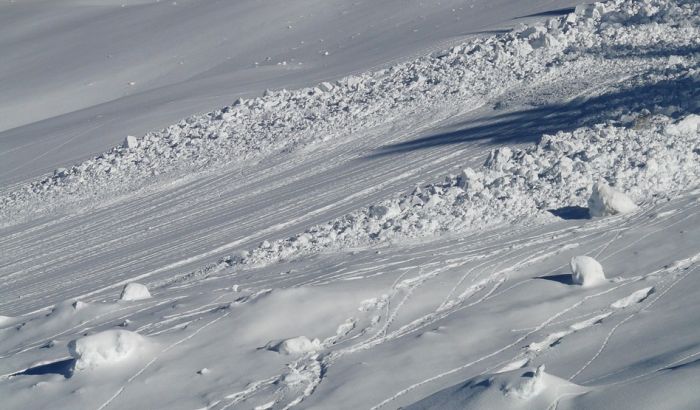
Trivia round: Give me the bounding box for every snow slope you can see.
[0,0,581,187]
[1,0,699,409]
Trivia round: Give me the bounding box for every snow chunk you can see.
[570,255,606,287]
[267,336,321,355]
[69,329,151,371]
[588,182,637,217]
[123,135,139,149]
[665,114,700,136]
[119,282,151,301]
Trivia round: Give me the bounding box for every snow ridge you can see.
[177,113,698,281]
[2,0,698,225]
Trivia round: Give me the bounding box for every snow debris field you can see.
[1,0,699,409]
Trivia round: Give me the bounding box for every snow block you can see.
[123,135,139,149]
[588,182,637,217]
[69,329,150,371]
[665,114,700,136]
[119,282,151,301]
[570,255,606,287]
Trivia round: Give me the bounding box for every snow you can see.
[119,283,151,301]
[69,329,152,372]
[268,336,322,356]
[0,0,699,409]
[570,256,607,287]
[588,182,638,217]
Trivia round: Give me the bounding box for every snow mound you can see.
[119,282,151,301]
[588,182,638,217]
[68,329,152,372]
[570,256,606,287]
[665,114,700,136]
[267,336,322,355]
[4,0,698,225]
[407,366,586,410]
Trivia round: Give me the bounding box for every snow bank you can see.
[69,329,152,372]
[119,282,151,301]
[4,0,698,224]
[267,336,322,355]
[588,182,638,217]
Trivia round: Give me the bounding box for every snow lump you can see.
[570,256,606,287]
[120,282,151,301]
[588,182,638,217]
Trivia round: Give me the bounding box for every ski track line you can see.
[96,310,232,410]
[370,282,631,409]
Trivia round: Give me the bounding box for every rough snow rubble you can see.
[179,112,698,278]
[2,0,698,224]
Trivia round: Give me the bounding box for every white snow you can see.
[68,329,152,372]
[570,256,607,287]
[1,0,700,409]
[119,283,151,301]
[268,336,322,355]
[588,182,638,217]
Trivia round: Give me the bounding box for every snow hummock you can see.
[119,282,151,301]
[267,336,322,355]
[570,255,606,287]
[408,366,586,409]
[68,329,152,372]
[588,182,638,217]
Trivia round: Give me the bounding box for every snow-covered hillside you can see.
[1,0,699,409]
[0,0,581,187]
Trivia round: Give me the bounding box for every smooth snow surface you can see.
[69,329,152,372]
[1,0,700,409]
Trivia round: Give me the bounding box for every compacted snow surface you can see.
[1,0,699,409]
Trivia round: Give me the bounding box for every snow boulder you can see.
[587,182,637,217]
[570,256,606,287]
[123,135,139,149]
[69,329,152,372]
[267,336,321,355]
[119,282,151,301]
